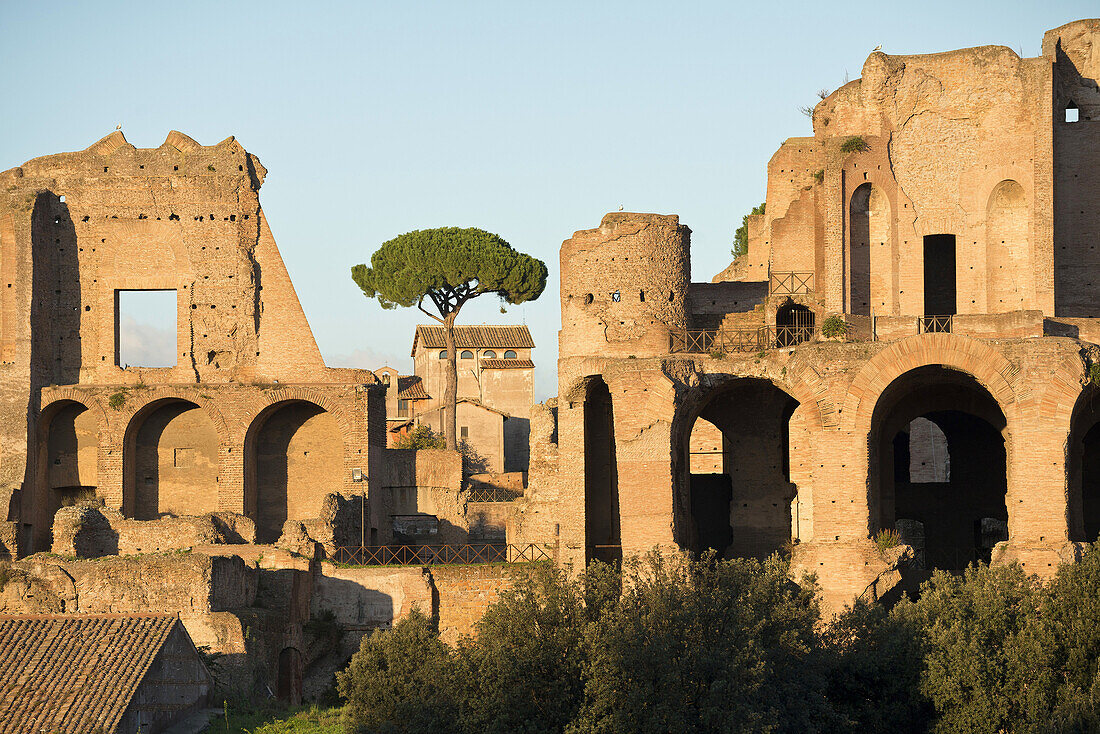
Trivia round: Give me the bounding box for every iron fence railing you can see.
[769,271,815,295]
[919,315,953,334]
[331,543,552,566]
[670,325,816,354]
[466,486,522,503]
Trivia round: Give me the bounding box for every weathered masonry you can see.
[516,19,1100,609]
[0,131,386,555]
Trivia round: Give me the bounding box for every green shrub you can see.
[107,390,128,410]
[874,528,901,553]
[709,349,726,360]
[813,169,825,183]
[840,136,870,154]
[1088,362,1100,385]
[821,315,849,339]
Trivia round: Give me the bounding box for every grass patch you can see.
[203,704,342,733]
[840,135,870,154]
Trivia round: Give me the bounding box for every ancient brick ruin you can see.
[2,16,1100,706]
[517,18,1100,609]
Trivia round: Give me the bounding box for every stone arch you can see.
[256,387,355,440]
[844,333,1018,433]
[119,390,232,447]
[868,364,1009,571]
[671,375,800,559]
[244,399,343,543]
[849,182,894,316]
[32,397,101,551]
[580,376,620,564]
[122,397,222,519]
[1066,381,1100,543]
[986,180,1029,312]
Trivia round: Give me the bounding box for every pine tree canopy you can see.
[351,227,547,318]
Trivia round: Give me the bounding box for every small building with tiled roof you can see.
[376,325,535,471]
[0,613,212,734]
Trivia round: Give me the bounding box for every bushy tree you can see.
[732,202,765,259]
[896,565,1052,734]
[337,609,458,734]
[572,553,833,734]
[352,228,547,450]
[820,600,932,733]
[455,564,589,734]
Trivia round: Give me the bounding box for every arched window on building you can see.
[504,350,517,359]
[438,350,447,359]
[483,350,497,358]
[460,350,474,359]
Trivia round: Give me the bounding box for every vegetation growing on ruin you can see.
[1088,361,1100,385]
[393,425,490,475]
[107,390,128,410]
[840,135,870,154]
[731,202,765,259]
[352,228,547,451]
[874,528,901,553]
[332,544,1100,733]
[821,314,850,339]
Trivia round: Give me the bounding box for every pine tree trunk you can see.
[443,314,458,451]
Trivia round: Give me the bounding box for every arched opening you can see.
[1067,388,1100,543]
[849,183,892,316]
[986,180,1029,312]
[775,301,814,347]
[277,647,303,704]
[850,183,872,316]
[33,400,98,551]
[584,378,620,564]
[676,379,798,559]
[870,366,1008,573]
[124,399,220,520]
[245,400,342,544]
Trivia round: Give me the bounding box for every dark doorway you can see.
[850,183,872,316]
[871,366,1008,573]
[924,234,957,316]
[680,379,798,559]
[277,647,303,704]
[584,378,620,564]
[1078,423,1100,541]
[776,302,815,347]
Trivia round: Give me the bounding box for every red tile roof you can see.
[480,358,535,369]
[396,375,431,400]
[0,613,199,734]
[411,325,534,355]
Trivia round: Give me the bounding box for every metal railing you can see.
[769,271,815,295]
[919,315,953,334]
[467,486,522,503]
[670,325,816,354]
[330,543,552,566]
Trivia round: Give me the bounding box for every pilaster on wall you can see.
[823,151,847,313]
[606,368,677,558]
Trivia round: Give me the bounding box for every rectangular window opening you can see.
[116,289,177,368]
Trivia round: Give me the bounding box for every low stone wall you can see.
[429,564,528,643]
[313,564,432,630]
[52,505,256,558]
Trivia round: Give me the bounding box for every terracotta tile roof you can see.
[411,325,534,355]
[480,358,534,369]
[396,375,431,400]
[0,613,187,734]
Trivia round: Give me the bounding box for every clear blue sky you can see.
[2,1,1093,399]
